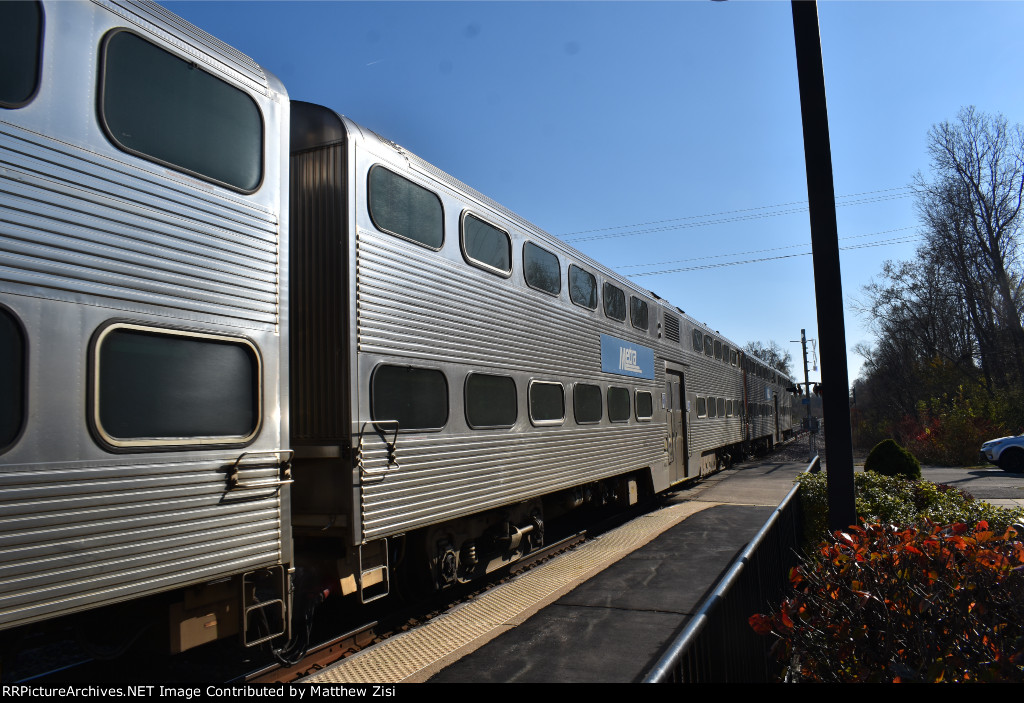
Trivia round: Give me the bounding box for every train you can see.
[0,0,794,664]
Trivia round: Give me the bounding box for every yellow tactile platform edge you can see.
[303,499,717,684]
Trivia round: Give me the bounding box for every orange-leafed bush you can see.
[750,520,1024,682]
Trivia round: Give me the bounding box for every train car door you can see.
[666,367,689,483]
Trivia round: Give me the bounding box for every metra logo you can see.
[619,347,642,374]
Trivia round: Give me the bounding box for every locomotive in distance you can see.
[0,0,794,662]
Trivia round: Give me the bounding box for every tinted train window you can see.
[603,283,625,321]
[529,381,564,425]
[372,365,448,430]
[692,329,703,353]
[607,387,630,423]
[722,344,730,364]
[731,350,738,366]
[523,243,561,295]
[635,391,653,420]
[100,31,262,192]
[630,297,648,331]
[368,166,444,249]
[707,396,717,418]
[696,397,707,418]
[0,1,42,108]
[465,373,517,429]
[568,265,597,310]
[0,308,25,450]
[714,341,723,360]
[726,399,733,417]
[462,213,511,275]
[95,325,260,447]
[704,336,714,357]
[573,383,602,424]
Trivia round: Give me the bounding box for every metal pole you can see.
[801,329,812,461]
[791,0,856,531]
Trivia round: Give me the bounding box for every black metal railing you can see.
[643,455,820,683]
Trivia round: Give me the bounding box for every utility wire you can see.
[560,186,913,243]
[628,233,923,277]
[618,226,918,271]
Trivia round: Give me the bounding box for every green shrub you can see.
[864,438,921,479]
[797,471,1024,542]
[750,520,1024,682]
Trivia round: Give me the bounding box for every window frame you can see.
[460,210,512,277]
[692,329,703,353]
[0,0,44,109]
[0,304,27,454]
[635,390,654,421]
[629,296,649,331]
[696,396,707,419]
[367,164,445,251]
[97,29,265,194]
[568,264,598,311]
[528,380,565,426]
[572,382,603,425]
[464,372,517,429]
[603,282,626,322]
[522,242,562,297]
[89,321,263,451]
[607,386,631,423]
[370,363,450,433]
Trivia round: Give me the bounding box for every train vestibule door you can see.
[666,368,689,483]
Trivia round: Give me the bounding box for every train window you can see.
[607,387,630,423]
[523,242,561,296]
[722,344,730,364]
[635,391,653,420]
[529,381,564,425]
[568,265,598,310]
[0,1,42,108]
[706,395,717,417]
[714,341,723,360]
[603,283,626,321]
[726,399,733,417]
[696,397,707,418]
[692,329,703,353]
[716,398,725,418]
[630,297,649,331]
[461,212,511,275]
[93,325,260,448]
[573,383,603,424]
[100,30,263,192]
[372,364,448,431]
[0,307,25,451]
[465,373,517,429]
[368,166,444,249]
[704,336,714,357]
[731,350,738,366]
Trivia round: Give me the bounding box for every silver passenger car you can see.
[0,0,291,652]
[1,0,793,657]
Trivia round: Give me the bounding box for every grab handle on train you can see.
[358,420,401,481]
[226,450,295,491]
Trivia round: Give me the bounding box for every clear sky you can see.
[162,0,1024,386]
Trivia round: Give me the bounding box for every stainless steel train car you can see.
[0,0,793,661]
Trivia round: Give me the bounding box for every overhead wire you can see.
[559,185,914,243]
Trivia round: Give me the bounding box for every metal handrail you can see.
[643,454,819,682]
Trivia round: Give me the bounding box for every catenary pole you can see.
[791,0,856,531]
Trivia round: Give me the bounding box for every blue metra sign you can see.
[600,334,655,380]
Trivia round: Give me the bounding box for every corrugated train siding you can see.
[0,460,282,626]
[356,229,663,539]
[0,122,279,327]
[290,143,348,440]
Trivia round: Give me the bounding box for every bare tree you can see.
[744,340,794,377]
[914,106,1024,386]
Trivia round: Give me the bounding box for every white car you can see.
[980,434,1024,472]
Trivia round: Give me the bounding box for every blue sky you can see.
[162,0,1024,385]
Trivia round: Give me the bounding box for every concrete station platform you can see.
[302,447,811,684]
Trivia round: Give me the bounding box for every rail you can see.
[642,455,821,683]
